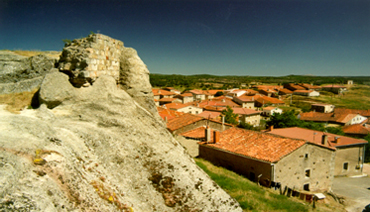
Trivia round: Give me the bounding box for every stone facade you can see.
[199,143,335,192]
[58,34,123,87]
[334,145,366,177]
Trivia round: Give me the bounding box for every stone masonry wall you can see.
[58,34,123,87]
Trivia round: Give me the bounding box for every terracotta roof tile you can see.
[232,108,261,115]
[167,113,204,132]
[164,102,188,110]
[268,127,367,148]
[157,107,185,121]
[343,124,370,135]
[233,96,255,102]
[334,108,370,117]
[255,96,285,105]
[181,126,213,140]
[197,111,222,119]
[203,128,308,162]
[152,89,176,96]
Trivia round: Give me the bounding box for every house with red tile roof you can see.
[311,103,335,113]
[255,96,285,107]
[268,127,368,177]
[199,127,335,192]
[322,85,347,94]
[164,103,203,115]
[278,88,293,96]
[225,89,247,98]
[334,108,370,118]
[293,90,320,97]
[163,87,181,94]
[196,99,240,110]
[232,96,255,109]
[185,89,206,101]
[298,83,322,91]
[343,123,370,138]
[167,113,232,135]
[284,83,306,91]
[299,111,368,126]
[232,108,262,127]
[152,89,177,100]
[158,98,182,105]
[157,107,185,122]
[175,93,194,104]
[258,88,278,97]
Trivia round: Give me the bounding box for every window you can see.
[305,169,311,178]
[343,162,349,171]
[305,153,309,159]
[303,184,310,191]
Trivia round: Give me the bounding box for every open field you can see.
[0,49,61,59]
[195,158,346,212]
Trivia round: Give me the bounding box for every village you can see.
[153,80,370,209]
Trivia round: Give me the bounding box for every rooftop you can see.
[202,128,308,163]
[268,127,367,148]
[167,113,204,132]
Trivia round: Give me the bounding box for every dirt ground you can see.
[332,164,370,212]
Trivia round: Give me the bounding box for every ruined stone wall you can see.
[58,34,123,87]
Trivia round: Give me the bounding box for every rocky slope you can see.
[0,34,242,212]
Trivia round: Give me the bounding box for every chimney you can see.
[269,125,274,131]
[213,131,220,143]
[321,134,328,145]
[222,116,225,131]
[205,127,211,143]
[164,116,168,123]
[334,136,341,143]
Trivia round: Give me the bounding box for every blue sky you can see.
[1,0,369,76]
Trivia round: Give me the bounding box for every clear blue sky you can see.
[1,0,369,76]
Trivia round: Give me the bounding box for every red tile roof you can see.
[164,102,188,110]
[299,111,367,124]
[279,88,293,94]
[188,89,205,95]
[268,127,367,148]
[152,89,176,96]
[167,113,204,132]
[202,128,309,162]
[197,111,222,119]
[158,98,180,102]
[334,108,370,117]
[232,108,261,115]
[233,96,256,102]
[294,90,314,93]
[197,99,240,108]
[181,126,213,140]
[263,106,279,111]
[322,85,346,88]
[157,107,184,121]
[255,96,285,105]
[343,124,370,135]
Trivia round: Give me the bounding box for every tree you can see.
[267,110,301,128]
[215,91,224,97]
[222,106,238,125]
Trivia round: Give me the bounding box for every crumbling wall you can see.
[58,34,123,87]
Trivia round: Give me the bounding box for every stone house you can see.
[165,103,203,115]
[258,88,278,97]
[311,104,335,113]
[152,89,176,100]
[233,96,255,109]
[232,108,261,127]
[262,107,283,116]
[186,90,206,101]
[199,128,336,192]
[343,123,370,138]
[268,127,368,177]
[299,111,368,126]
[158,98,182,106]
[284,83,306,91]
[278,88,293,96]
[293,90,320,97]
[175,93,194,104]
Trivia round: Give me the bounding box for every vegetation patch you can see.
[0,90,38,113]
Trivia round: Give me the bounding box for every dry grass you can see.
[0,90,38,113]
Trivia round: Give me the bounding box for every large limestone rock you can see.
[0,51,56,94]
[119,47,159,120]
[0,73,242,211]
[1,33,242,211]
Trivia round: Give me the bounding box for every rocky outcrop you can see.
[0,34,242,211]
[0,51,57,94]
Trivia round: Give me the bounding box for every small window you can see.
[343,162,349,171]
[305,153,309,159]
[305,169,311,178]
[303,183,310,191]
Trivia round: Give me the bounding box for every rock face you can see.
[0,51,56,94]
[0,34,242,211]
